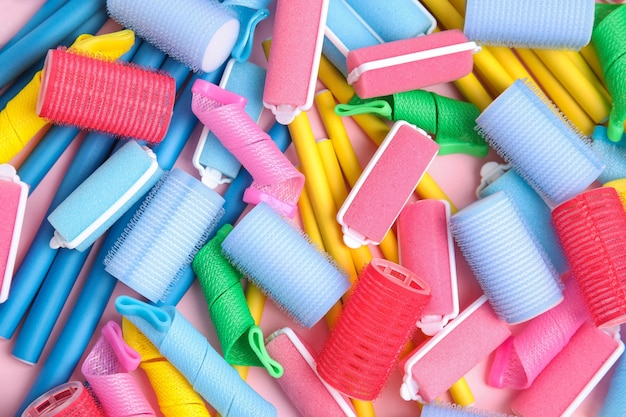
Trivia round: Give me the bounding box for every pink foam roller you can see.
[397,199,459,336]
[399,296,511,403]
[37,48,176,144]
[346,29,478,99]
[337,121,439,249]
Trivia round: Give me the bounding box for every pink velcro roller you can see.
[346,29,479,99]
[317,258,431,400]
[488,275,590,390]
[263,0,329,124]
[265,327,356,417]
[551,187,626,328]
[511,322,624,417]
[337,121,439,249]
[399,295,512,403]
[0,164,28,304]
[21,381,105,417]
[397,199,459,336]
[191,79,304,217]
[37,48,176,144]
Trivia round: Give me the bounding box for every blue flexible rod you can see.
[14,66,225,417]
[0,40,144,341]
[8,41,167,364]
[160,121,292,306]
[0,9,108,110]
[0,0,69,53]
[0,0,106,90]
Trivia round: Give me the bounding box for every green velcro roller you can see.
[191,223,283,378]
[335,90,488,157]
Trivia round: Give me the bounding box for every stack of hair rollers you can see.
[5,1,626,417]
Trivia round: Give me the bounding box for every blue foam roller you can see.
[222,0,270,62]
[599,352,626,417]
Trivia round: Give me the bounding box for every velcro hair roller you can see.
[81,321,156,417]
[400,296,512,403]
[106,0,240,72]
[551,186,626,328]
[335,90,488,157]
[397,199,459,336]
[192,79,304,218]
[192,224,283,377]
[488,276,590,390]
[511,322,624,417]
[0,164,28,304]
[475,78,604,207]
[450,191,563,324]
[592,4,626,142]
[115,295,277,417]
[122,318,212,417]
[21,381,105,417]
[47,140,163,252]
[464,0,595,50]
[591,125,626,184]
[221,202,351,328]
[337,121,439,249]
[105,168,225,303]
[265,327,357,417]
[37,48,176,144]
[346,29,478,99]
[317,258,431,400]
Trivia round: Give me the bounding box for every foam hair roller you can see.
[591,125,626,184]
[337,121,439,249]
[551,187,626,328]
[191,79,304,217]
[47,140,163,252]
[20,381,105,417]
[346,29,478,99]
[397,199,459,336]
[221,0,270,62]
[335,90,488,157]
[192,224,283,377]
[37,48,175,143]
[81,321,156,417]
[265,327,357,417]
[592,4,626,142]
[193,59,267,188]
[263,0,329,124]
[0,164,28,304]
[400,296,512,403]
[488,276,589,390]
[511,323,624,417]
[106,0,240,72]
[475,78,604,207]
[599,350,626,417]
[115,295,277,417]
[105,168,225,303]
[450,191,563,324]
[122,318,211,417]
[464,0,595,50]
[317,258,431,400]
[221,202,351,328]
[477,163,567,274]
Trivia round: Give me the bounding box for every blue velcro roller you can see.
[105,168,225,303]
[106,0,240,72]
[115,295,277,417]
[477,162,567,274]
[0,0,105,90]
[323,0,382,76]
[599,352,626,417]
[450,191,563,324]
[222,0,270,62]
[221,202,351,328]
[47,140,163,252]
[193,59,266,188]
[592,125,626,184]
[464,0,595,50]
[475,78,604,207]
[343,0,435,42]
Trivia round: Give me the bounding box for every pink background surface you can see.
[0,1,621,416]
